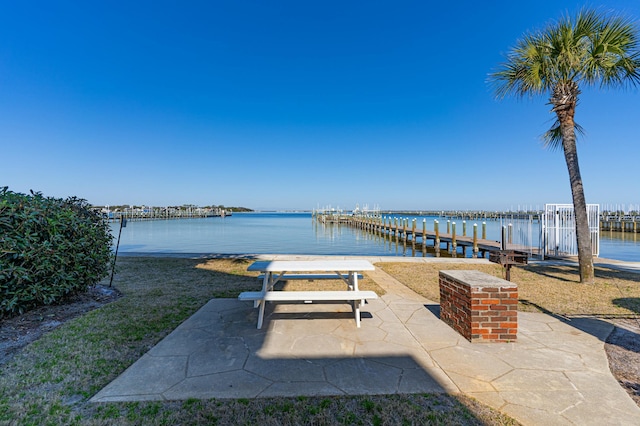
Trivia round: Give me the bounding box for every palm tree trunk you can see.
[553,82,595,283]
[561,132,595,283]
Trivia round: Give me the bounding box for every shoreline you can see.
[114,251,640,273]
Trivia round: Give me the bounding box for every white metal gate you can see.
[541,204,599,258]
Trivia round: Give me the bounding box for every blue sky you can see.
[1,1,639,211]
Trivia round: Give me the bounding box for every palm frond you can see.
[542,120,586,150]
[488,32,551,98]
[579,9,640,88]
[490,7,640,99]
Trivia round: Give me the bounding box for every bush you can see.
[0,187,113,317]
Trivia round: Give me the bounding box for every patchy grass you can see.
[0,256,516,425]
[376,262,640,317]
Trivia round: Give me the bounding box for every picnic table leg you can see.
[354,299,361,327]
[339,270,353,291]
[257,300,265,329]
[265,272,274,291]
[256,272,272,328]
[350,271,366,306]
[352,271,358,291]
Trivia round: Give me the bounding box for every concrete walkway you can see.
[92,256,640,425]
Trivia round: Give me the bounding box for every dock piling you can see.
[473,223,479,258]
[451,222,457,258]
[435,220,441,257]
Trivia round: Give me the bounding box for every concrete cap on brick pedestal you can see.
[439,270,516,288]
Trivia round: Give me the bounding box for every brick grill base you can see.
[439,270,517,343]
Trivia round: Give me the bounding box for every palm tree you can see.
[490,8,640,283]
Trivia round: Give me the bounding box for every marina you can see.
[103,206,232,221]
[316,209,640,233]
[101,203,640,234]
[110,212,638,262]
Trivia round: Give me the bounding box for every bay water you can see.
[111,212,638,262]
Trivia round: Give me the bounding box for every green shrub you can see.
[0,187,113,317]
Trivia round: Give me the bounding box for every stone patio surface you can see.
[91,255,640,425]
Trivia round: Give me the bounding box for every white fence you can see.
[541,204,599,258]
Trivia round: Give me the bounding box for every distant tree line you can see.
[95,204,253,212]
[206,205,253,212]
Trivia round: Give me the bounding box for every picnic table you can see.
[239,260,378,329]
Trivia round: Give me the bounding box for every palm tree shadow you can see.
[523,263,640,284]
[613,298,640,315]
[595,267,640,283]
[606,318,640,355]
[522,264,580,283]
[519,299,619,342]
[517,264,640,346]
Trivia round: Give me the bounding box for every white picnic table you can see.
[239,260,377,329]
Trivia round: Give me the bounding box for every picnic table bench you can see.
[239,260,377,329]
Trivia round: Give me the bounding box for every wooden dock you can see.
[600,216,640,233]
[316,214,533,258]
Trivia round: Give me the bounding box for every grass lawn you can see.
[0,257,518,425]
[376,261,640,317]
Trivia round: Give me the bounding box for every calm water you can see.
[111,212,639,262]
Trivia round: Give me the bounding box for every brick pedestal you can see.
[439,270,517,343]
